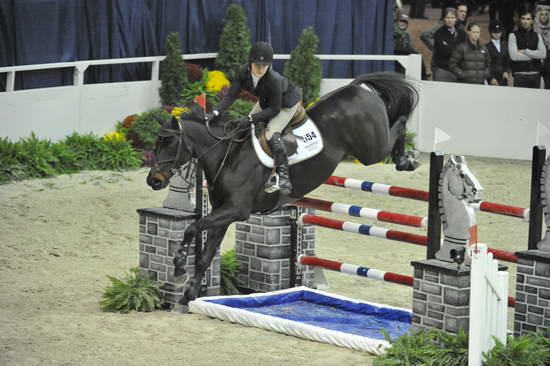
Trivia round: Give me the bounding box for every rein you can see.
[153,117,251,188]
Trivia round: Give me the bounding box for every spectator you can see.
[535,6,550,88]
[485,20,511,85]
[393,14,429,79]
[421,2,468,52]
[509,9,547,88]
[433,8,468,81]
[410,0,428,19]
[449,23,491,84]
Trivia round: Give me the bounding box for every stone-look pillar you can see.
[514,250,550,336]
[410,259,471,334]
[235,206,316,292]
[137,207,220,307]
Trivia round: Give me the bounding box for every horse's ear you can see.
[171,116,179,128]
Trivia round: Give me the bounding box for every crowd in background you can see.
[394,0,550,89]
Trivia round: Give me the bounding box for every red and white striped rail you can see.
[324,176,529,220]
[294,197,427,228]
[298,254,413,286]
[298,214,518,263]
[299,213,428,246]
[298,254,516,308]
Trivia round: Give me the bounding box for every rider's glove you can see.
[205,110,219,122]
[237,115,252,129]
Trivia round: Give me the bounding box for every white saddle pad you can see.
[252,118,324,168]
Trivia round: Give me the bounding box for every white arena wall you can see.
[0,81,161,141]
[1,54,549,160]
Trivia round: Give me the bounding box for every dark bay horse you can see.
[146,72,419,310]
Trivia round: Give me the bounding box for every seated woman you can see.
[432,8,467,82]
[449,23,492,84]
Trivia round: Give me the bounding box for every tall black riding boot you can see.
[265,132,292,194]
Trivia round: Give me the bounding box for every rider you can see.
[206,42,302,194]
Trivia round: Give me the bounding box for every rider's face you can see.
[251,63,270,78]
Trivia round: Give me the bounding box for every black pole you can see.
[289,208,299,287]
[427,152,444,259]
[528,146,546,250]
[194,163,204,272]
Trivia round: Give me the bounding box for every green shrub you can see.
[220,249,240,295]
[284,27,322,106]
[215,4,251,80]
[483,333,547,365]
[100,267,161,313]
[226,99,255,119]
[0,132,143,184]
[0,137,28,183]
[375,328,550,366]
[128,108,171,150]
[95,139,143,171]
[159,32,188,106]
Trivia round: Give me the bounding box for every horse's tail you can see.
[349,72,419,125]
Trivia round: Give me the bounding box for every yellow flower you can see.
[171,106,190,117]
[205,70,230,92]
[104,131,125,141]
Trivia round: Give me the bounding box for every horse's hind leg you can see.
[389,116,420,171]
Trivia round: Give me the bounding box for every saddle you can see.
[251,104,324,168]
[256,104,307,158]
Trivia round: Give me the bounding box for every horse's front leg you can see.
[174,224,229,313]
[173,203,250,277]
[173,222,200,277]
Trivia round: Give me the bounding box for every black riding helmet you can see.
[249,42,273,65]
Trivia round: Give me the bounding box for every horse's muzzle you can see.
[147,172,170,190]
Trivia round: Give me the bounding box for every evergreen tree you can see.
[159,32,187,106]
[284,27,322,106]
[215,5,251,80]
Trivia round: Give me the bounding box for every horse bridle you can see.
[152,118,194,182]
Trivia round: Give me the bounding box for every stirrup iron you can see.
[264,172,280,193]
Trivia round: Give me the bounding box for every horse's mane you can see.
[178,102,236,126]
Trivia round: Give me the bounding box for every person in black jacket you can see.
[485,20,511,86]
[433,8,468,81]
[509,9,547,88]
[207,42,302,194]
[449,23,491,84]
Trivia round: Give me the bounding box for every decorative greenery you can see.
[0,132,143,184]
[374,328,550,366]
[220,249,240,295]
[100,267,161,313]
[483,331,549,365]
[215,4,251,80]
[128,108,171,150]
[284,27,322,106]
[159,32,188,106]
[226,99,255,119]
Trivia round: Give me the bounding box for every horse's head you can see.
[146,116,193,190]
[445,155,483,202]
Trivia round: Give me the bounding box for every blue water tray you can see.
[189,286,411,354]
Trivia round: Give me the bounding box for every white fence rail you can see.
[468,243,508,366]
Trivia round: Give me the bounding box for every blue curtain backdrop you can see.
[0,0,394,91]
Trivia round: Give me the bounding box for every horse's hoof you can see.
[171,303,190,314]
